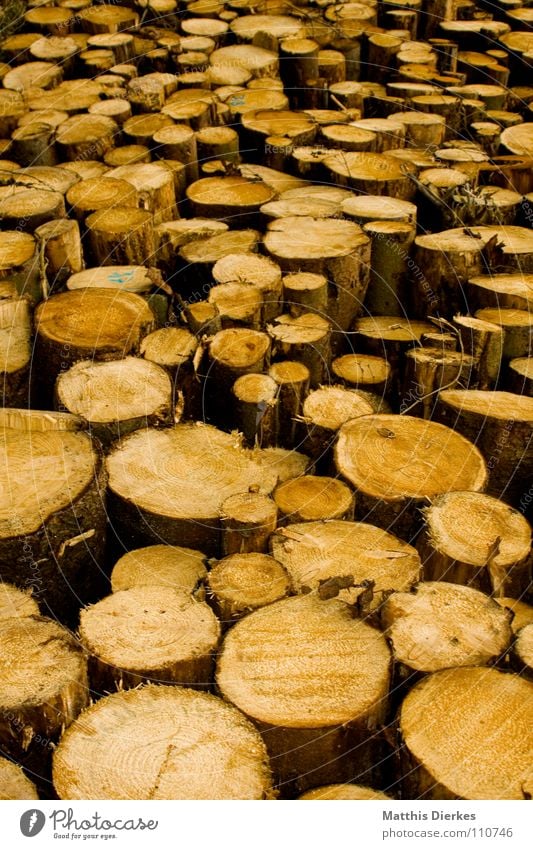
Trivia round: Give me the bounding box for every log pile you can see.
[0,0,532,802]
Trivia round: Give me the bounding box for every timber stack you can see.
[0,0,532,802]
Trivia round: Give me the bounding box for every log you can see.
[363,220,416,316]
[196,126,240,169]
[86,207,155,267]
[0,425,106,624]
[0,298,31,409]
[55,357,173,446]
[323,151,416,199]
[270,520,421,610]
[79,587,220,691]
[177,229,260,293]
[511,624,533,681]
[220,491,278,555]
[11,122,58,168]
[123,113,174,148]
[332,354,391,396]
[104,145,151,167]
[413,228,497,318]
[216,593,391,795]
[140,326,199,418]
[282,272,328,318]
[261,195,341,222]
[474,308,533,361]
[507,357,533,396]
[0,188,65,233]
[268,360,310,448]
[55,684,273,801]
[0,616,88,784]
[268,313,331,388]
[252,445,312,484]
[104,162,179,224]
[153,124,199,183]
[352,316,435,402]
[335,414,487,540]
[302,385,378,464]
[401,346,477,418]
[210,44,279,80]
[212,251,282,323]
[209,282,262,329]
[435,389,533,505]
[66,176,139,221]
[55,114,118,161]
[264,217,371,335]
[111,544,207,595]
[0,756,39,800]
[106,422,277,556]
[496,598,533,635]
[467,273,533,312]
[382,582,512,677]
[2,61,63,93]
[35,219,83,290]
[452,314,504,390]
[273,475,354,524]
[299,784,391,800]
[232,373,278,447]
[397,667,533,799]
[186,175,275,225]
[0,583,39,621]
[207,552,290,622]
[34,288,155,406]
[341,194,417,226]
[206,328,271,426]
[79,4,139,35]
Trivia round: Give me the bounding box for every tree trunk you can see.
[511,625,533,682]
[207,552,290,623]
[34,288,155,407]
[0,757,39,801]
[335,413,487,541]
[0,616,88,787]
[268,360,310,448]
[110,543,207,595]
[232,373,278,447]
[53,685,273,799]
[268,313,331,388]
[332,353,391,396]
[382,582,512,682]
[0,426,107,625]
[79,586,220,692]
[419,490,532,597]
[452,314,504,390]
[274,475,354,524]
[216,593,391,796]
[220,491,278,555]
[363,220,416,316]
[401,346,477,418]
[397,667,533,799]
[270,520,421,611]
[106,423,277,557]
[435,389,533,505]
[302,385,378,465]
[264,216,371,336]
[55,357,173,447]
[212,252,283,324]
[35,219,83,291]
[86,207,155,267]
[0,297,31,408]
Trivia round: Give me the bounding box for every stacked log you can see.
[53,686,273,799]
[1,0,533,804]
